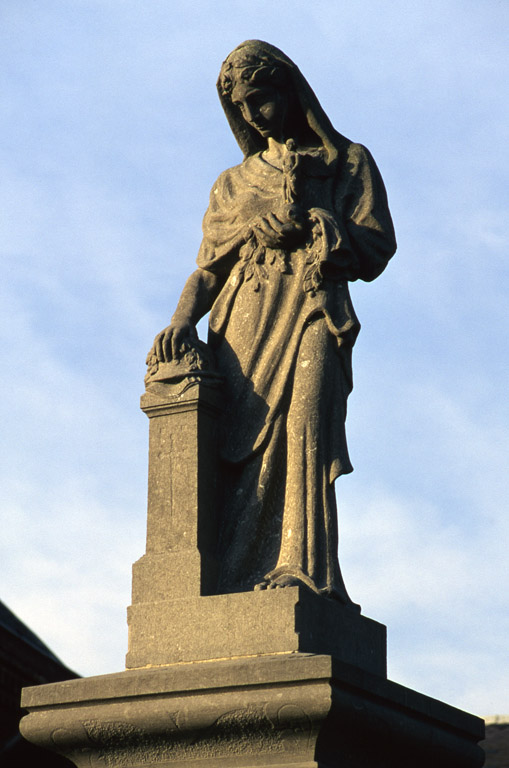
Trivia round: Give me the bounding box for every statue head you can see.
[219,45,292,143]
[217,41,346,163]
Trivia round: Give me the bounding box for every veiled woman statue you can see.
[148,40,396,605]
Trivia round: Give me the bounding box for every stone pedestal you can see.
[127,377,386,677]
[20,653,484,767]
[19,375,485,766]
[127,585,386,673]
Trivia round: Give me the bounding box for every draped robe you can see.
[196,139,396,600]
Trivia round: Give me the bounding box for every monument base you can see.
[20,653,484,767]
[126,586,386,676]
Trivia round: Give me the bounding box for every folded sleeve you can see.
[337,143,397,282]
[196,168,247,275]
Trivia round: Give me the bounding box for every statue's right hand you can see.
[150,320,198,363]
[251,213,286,248]
[252,207,307,249]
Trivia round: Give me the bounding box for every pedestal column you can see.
[131,377,222,603]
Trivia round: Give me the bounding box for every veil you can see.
[217,40,350,164]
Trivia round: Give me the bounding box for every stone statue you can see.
[147,40,396,605]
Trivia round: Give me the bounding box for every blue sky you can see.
[1,1,508,716]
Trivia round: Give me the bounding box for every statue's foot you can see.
[254,574,304,591]
[256,567,320,594]
[254,567,361,612]
[266,573,301,589]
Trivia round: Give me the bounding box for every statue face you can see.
[231,83,287,141]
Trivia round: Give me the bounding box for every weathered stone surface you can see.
[135,378,222,599]
[147,40,397,603]
[20,653,485,768]
[19,38,485,768]
[130,364,386,676]
[127,586,386,674]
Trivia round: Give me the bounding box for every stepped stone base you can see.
[126,586,386,675]
[20,653,485,768]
